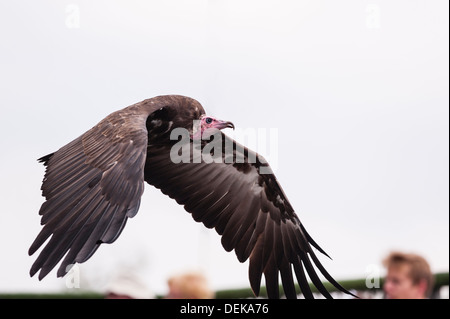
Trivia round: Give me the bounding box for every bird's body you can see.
[29,95,352,299]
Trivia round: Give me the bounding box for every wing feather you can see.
[144,132,352,298]
[293,257,314,299]
[29,107,149,280]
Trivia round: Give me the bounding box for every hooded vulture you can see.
[29,95,353,299]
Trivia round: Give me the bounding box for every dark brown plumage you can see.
[29,95,353,299]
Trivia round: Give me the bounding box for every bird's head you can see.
[191,115,235,140]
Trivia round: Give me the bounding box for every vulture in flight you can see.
[29,95,352,299]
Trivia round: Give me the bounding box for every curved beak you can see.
[214,120,235,130]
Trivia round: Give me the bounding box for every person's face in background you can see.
[383,265,427,299]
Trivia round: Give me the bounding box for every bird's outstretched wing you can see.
[29,109,149,280]
[145,132,352,299]
[30,95,352,299]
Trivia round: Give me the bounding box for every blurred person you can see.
[165,271,214,299]
[383,251,434,299]
[105,272,154,299]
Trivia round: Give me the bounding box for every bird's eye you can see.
[205,117,213,124]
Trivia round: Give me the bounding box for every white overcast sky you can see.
[0,0,448,296]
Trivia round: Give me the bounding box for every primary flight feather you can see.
[29,95,352,299]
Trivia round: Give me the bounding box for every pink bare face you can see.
[192,115,234,139]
